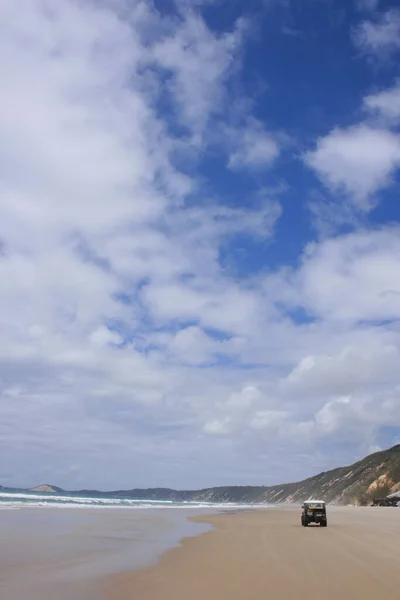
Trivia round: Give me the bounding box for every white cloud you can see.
[304,125,400,208]
[308,193,363,238]
[204,418,232,435]
[89,326,124,347]
[228,118,280,170]
[142,280,262,334]
[354,9,400,57]
[168,326,232,365]
[364,80,400,123]
[226,386,262,409]
[293,227,400,322]
[2,0,400,490]
[151,11,243,143]
[314,388,400,439]
[0,0,259,483]
[249,409,287,431]
[314,396,352,435]
[284,344,400,396]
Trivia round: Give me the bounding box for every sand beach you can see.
[2,505,400,600]
[104,506,400,600]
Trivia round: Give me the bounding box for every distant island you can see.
[30,485,65,493]
[2,444,400,506]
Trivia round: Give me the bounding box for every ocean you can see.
[0,491,271,600]
[0,490,270,510]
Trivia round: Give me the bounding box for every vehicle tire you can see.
[321,520,327,527]
[301,516,305,526]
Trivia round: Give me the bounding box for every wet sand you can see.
[0,508,210,600]
[104,506,400,600]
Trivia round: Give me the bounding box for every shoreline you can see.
[101,506,400,600]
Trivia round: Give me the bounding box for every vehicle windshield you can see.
[305,503,324,509]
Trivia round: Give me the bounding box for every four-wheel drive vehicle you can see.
[301,500,327,527]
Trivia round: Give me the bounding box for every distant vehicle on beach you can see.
[371,497,399,507]
[301,500,327,527]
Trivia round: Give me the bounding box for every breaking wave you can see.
[0,491,270,511]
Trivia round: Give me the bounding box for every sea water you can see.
[0,489,271,510]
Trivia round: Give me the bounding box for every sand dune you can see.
[105,506,400,600]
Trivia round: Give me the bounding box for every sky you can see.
[1,0,400,491]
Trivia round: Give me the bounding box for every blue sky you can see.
[1,0,400,490]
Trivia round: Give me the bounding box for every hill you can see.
[29,484,65,494]
[258,444,400,505]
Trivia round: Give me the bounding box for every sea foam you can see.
[0,491,271,510]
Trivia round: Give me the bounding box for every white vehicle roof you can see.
[304,499,325,503]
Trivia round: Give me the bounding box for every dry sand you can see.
[103,506,400,600]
